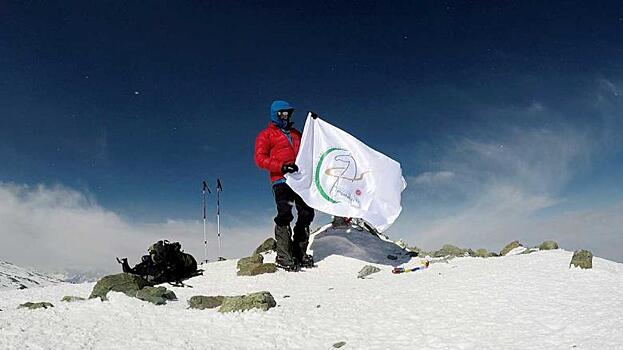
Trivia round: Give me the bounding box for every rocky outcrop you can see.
[474,248,497,258]
[188,295,226,310]
[218,291,276,313]
[357,265,381,279]
[500,241,522,256]
[18,302,54,310]
[570,250,593,269]
[135,286,177,305]
[434,244,474,258]
[539,241,559,250]
[89,273,152,301]
[237,255,277,276]
[61,296,85,302]
[253,238,277,255]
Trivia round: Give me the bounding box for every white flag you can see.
[285,115,407,232]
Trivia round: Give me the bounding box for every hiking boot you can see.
[275,256,300,272]
[299,254,315,269]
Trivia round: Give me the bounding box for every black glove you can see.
[281,163,299,174]
[308,111,319,119]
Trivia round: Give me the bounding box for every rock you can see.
[237,254,264,270]
[188,295,226,310]
[218,291,276,313]
[520,248,539,255]
[18,302,54,310]
[395,239,408,249]
[333,341,347,348]
[61,296,85,302]
[500,240,522,256]
[539,240,559,250]
[253,237,277,255]
[408,246,429,257]
[237,263,277,276]
[89,273,151,301]
[135,286,177,305]
[474,248,497,258]
[434,244,474,258]
[570,250,593,269]
[386,254,398,260]
[357,265,381,279]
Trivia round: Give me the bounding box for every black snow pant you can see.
[272,182,315,262]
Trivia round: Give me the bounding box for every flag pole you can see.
[202,181,211,264]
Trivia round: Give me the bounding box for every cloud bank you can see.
[0,182,273,273]
[394,79,623,261]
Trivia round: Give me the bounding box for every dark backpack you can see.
[119,240,201,285]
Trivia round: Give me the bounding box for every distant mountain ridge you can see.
[0,261,61,291]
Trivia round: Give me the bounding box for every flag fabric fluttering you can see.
[285,114,406,232]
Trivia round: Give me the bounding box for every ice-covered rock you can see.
[500,240,522,256]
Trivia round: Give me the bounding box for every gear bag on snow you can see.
[117,240,201,285]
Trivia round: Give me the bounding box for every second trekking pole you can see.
[216,178,223,260]
[202,181,211,264]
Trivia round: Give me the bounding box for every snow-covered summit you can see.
[1,230,622,349]
[0,261,61,291]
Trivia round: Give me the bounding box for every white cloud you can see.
[411,171,455,185]
[392,81,623,261]
[0,182,273,273]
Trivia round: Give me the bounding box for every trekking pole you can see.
[202,181,211,264]
[216,178,223,260]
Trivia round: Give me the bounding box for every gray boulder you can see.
[188,295,226,310]
[434,244,474,258]
[500,240,522,256]
[237,254,277,276]
[570,250,593,269]
[253,237,277,255]
[135,286,177,305]
[408,246,429,257]
[520,248,539,255]
[18,302,54,310]
[357,265,381,279]
[474,248,497,258]
[218,291,276,313]
[237,254,264,270]
[395,239,408,249]
[89,273,151,301]
[61,296,86,302]
[539,240,559,250]
[238,263,277,276]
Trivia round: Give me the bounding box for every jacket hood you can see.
[270,100,294,129]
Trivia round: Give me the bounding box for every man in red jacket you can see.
[254,100,315,271]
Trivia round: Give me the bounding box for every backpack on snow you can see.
[118,240,202,285]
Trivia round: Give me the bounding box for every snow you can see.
[1,230,623,349]
[0,261,61,291]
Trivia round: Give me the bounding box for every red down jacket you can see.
[254,122,302,183]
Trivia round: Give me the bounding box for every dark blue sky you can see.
[2,1,623,264]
